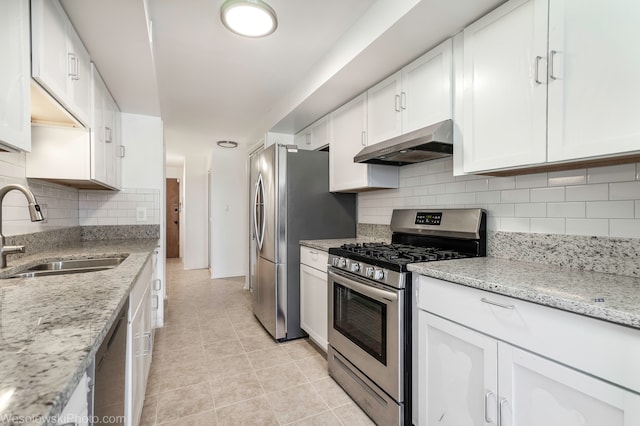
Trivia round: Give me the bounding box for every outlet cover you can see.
[136,207,147,222]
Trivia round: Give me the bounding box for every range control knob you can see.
[365,267,374,278]
[337,258,347,268]
[373,269,385,280]
[350,262,361,273]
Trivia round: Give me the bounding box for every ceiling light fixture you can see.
[216,140,238,148]
[220,0,278,38]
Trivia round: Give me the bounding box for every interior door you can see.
[165,178,180,258]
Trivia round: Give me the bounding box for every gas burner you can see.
[337,243,468,266]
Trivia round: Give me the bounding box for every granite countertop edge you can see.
[0,239,158,425]
[408,257,640,329]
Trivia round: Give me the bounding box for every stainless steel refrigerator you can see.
[249,143,356,341]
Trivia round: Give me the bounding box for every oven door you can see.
[328,267,404,401]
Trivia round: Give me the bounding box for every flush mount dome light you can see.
[216,140,238,148]
[220,0,278,38]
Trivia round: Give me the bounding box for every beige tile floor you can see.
[140,258,375,426]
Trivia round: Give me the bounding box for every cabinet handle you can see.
[153,279,162,291]
[484,391,496,424]
[361,131,366,146]
[499,398,509,426]
[68,53,78,79]
[105,126,112,143]
[394,94,401,112]
[152,295,159,310]
[306,133,311,145]
[534,56,544,84]
[400,92,407,110]
[480,297,515,310]
[549,50,559,80]
[143,332,152,355]
[120,145,126,158]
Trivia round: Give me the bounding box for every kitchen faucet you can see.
[0,184,45,268]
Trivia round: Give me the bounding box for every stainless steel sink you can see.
[7,255,128,278]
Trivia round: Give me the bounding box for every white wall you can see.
[209,147,248,278]
[358,158,640,238]
[183,154,208,270]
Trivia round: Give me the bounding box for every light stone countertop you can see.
[408,257,640,329]
[299,237,391,252]
[0,239,158,426]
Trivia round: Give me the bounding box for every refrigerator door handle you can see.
[254,174,266,250]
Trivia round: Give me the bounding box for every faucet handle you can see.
[2,245,25,255]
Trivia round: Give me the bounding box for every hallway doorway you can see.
[166,178,180,258]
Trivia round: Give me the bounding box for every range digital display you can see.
[415,212,442,225]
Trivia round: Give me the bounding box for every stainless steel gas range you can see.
[327,208,486,425]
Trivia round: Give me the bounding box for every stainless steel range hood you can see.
[354,119,453,166]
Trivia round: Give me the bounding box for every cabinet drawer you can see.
[416,275,640,394]
[300,246,328,272]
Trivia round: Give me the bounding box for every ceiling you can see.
[60,0,505,164]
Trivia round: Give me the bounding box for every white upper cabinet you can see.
[0,0,31,152]
[462,0,548,173]
[330,93,399,192]
[91,64,121,189]
[31,0,91,127]
[294,115,330,151]
[460,0,640,174]
[402,39,453,134]
[546,0,640,162]
[367,71,403,145]
[368,39,453,146]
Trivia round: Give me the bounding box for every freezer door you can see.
[253,256,279,338]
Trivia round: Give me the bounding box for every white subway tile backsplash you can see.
[454,193,476,205]
[636,201,640,218]
[515,173,547,189]
[501,189,529,203]
[565,184,608,201]
[488,176,515,190]
[515,203,546,218]
[548,169,586,187]
[436,194,455,205]
[530,187,565,202]
[444,182,466,193]
[476,191,501,204]
[547,202,585,218]
[530,218,565,234]
[500,217,530,232]
[587,164,636,184]
[610,219,640,238]
[487,217,500,231]
[487,203,515,217]
[436,171,455,183]
[428,184,447,195]
[465,178,489,192]
[609,181,640,200]
[586,201,634,219]
[566,219,609,236]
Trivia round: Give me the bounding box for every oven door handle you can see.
[329,269,398,302]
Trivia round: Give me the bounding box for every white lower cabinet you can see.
[299,246,329,351]
[126,258,153,426]
[151,244,164,328]
[56,372,90,426]
[416,275,640,426]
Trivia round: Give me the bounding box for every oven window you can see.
[333,283,387,365]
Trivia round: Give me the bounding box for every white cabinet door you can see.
[31,0,91,127]
[418,311,498,426]
[104,95,116,187]
[499,344,640,426]
[300,264,328,351]
[91,65,107,184]
[367,71,402,145]
[0,0,31,152]
[31,0,69,105]
[402,39,453,134]
[330,93,399,192]
[462,0,548,173]
[66,28,91,126]
[547,0,640,162]
[295,116,330,151]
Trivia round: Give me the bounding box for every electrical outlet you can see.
[136,207,147,222]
